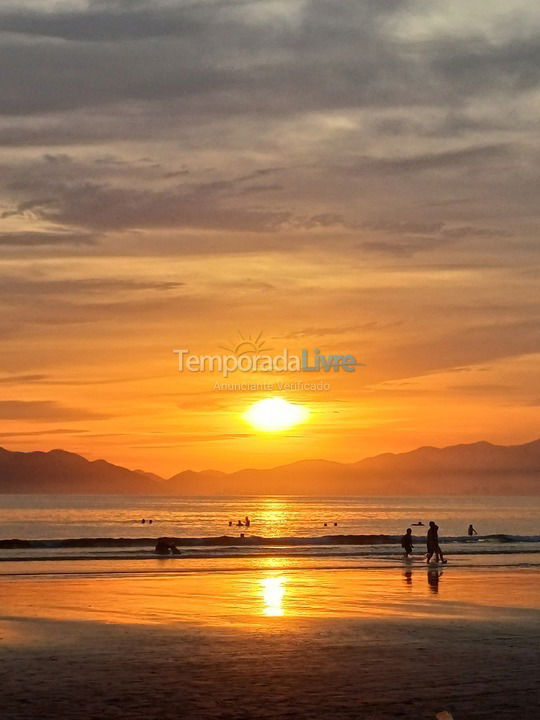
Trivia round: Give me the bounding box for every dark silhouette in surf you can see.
[155,537,181,556]
[401,528,414,558]
[426,521,446,564]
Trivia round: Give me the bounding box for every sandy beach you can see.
[1,565,539,720]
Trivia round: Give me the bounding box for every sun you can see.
[244,397,309,432]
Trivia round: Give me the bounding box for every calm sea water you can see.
[0,495,538,540]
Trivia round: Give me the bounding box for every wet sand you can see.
[1,566,539,719]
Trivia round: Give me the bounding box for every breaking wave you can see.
[1,533,539,551]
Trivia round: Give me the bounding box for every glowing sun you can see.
[244,397,309,432]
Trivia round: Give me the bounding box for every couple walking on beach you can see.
[401,521,447,563]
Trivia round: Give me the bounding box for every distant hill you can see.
[0,448,158,495]
[0,440,539,495]
[166,440,540,496]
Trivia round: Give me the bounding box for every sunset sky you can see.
[1,0,539,475]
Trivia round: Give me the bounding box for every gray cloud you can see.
[0,276,184,296]
[0,374,48,385]
[0,1,538,118]
[359,239,444,257]
[0,428,87,438]
[0,3,222,42]
[431,34,540,97]
[377,319,540,382]
[0,291,217,327]
[0,401,109,421]
[130,432,254,448]
[39,182,292,231]
[0,232,98,247]
[345,144,513,175]
[277,323,401,340]
[1,163,300,231]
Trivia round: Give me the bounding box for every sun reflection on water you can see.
[261,576,287,616]
[257,499,288,536]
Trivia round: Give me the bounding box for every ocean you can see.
[0,495,539,574]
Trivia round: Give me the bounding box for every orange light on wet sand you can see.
[244,398,309,432]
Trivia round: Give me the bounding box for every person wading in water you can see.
[426,521,447,564]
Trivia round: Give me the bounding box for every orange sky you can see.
[1,1,539,476]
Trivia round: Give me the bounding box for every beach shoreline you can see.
[1,565,539,719]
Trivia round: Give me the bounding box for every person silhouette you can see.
[468,524,478,536]
[426,521,446,564]
[155,537,180,555]
[401,528,414,558]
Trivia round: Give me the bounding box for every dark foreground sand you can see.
[0,566,539,720]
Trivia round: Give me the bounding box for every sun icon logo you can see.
[220,331,272,357]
